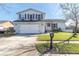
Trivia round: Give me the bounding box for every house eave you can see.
[14,19,66,23]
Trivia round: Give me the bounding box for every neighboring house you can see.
[0,21,14,33]
[65,19,79,28]
[13,8,72,34]
[65,19,79,32]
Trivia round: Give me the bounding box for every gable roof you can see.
[16,8,45,14]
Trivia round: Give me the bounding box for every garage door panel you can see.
[19,24,40,33]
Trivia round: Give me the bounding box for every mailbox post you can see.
[49,32,54,50]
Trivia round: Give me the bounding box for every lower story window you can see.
[52,23,58,29]
[47,23,50,27]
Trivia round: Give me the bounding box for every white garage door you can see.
[19,24,40,33]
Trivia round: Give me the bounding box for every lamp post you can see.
[49,32,54,50]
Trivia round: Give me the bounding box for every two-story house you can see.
[13,8,72,34]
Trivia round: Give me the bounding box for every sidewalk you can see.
[36,41,79,43]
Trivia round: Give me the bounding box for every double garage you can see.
[14,22,45,34]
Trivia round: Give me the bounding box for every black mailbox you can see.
[50,32,54,38]
[49,32,54,50]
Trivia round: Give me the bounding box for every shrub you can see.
[73,28,79,33]
[4,27,15,36]
[58,28,62,32]
[52,28,62,32]
[76,29,79,33]
[35,43,50,54]
[35,43,59,55]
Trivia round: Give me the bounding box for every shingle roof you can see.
[0,21,14,28]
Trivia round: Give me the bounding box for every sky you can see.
[0,3,64,21]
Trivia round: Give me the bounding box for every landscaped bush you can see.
[52,28,62,32]
[4,27,15,36]
[35,43,50,54]
[35,43,59,55]
[73,29,79,33]
[77,31,79,33]
[58,28,62,32]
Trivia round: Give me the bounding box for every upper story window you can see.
[29,14,33,21]
[18,13,44,21]
[38,14,41,20]
[17,8,45,21]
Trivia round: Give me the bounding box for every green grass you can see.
[38,32,79,41]
[35,43,79,54]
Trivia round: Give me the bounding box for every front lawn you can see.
[38,32,79,41]
[35,43,79,54]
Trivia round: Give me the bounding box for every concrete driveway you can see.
[0,35,38,56]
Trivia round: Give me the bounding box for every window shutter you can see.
[25,14,26,19]
[41,14,43,19]
[28,14,29,19]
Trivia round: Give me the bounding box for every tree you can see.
[60,3,79,37]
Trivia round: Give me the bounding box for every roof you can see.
[0,21,14,28]
[14,19,66,22]
[16,8,45,14]
[43,19,66,22]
